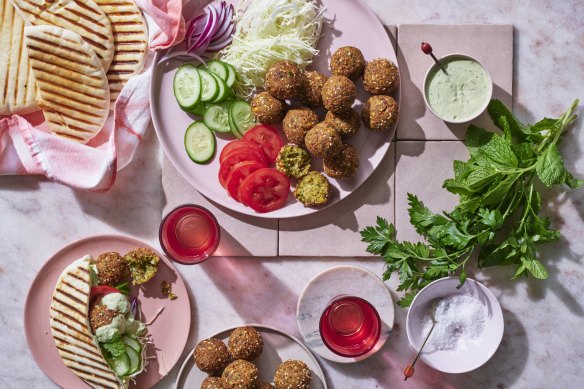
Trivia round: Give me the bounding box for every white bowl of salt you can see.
[406,276,504,373]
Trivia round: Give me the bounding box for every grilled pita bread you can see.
[50,256,123,389]
[10,0,115,71]
[24,25,110,143]
[0,0,38,115]
[95,0,148,107]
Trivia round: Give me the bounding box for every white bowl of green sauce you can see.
[423,54,492,123]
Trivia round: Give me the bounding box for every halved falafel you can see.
[294,171,331,207]
[276,145,311,179]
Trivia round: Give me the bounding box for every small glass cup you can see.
[159,204,220,264]
[319,295,381,358]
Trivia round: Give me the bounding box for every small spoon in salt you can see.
[404,299,440,381]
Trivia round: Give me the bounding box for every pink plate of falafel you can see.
[176,324,327,389]
[151,0,399,218]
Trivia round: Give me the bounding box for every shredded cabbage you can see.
[219,0,324,98]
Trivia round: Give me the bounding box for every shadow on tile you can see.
[201,243,299,330]
[395,43,426,141]
[74,128,164,240]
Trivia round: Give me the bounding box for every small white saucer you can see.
[296,265,394,363]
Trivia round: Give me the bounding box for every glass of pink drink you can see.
[159,204,220,264]
[319,295,381,357]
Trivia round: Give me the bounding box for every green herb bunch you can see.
[361,100,581,307]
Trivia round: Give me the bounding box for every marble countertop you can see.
[1,1,584,388]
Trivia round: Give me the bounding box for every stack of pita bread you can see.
[0,0,148,144]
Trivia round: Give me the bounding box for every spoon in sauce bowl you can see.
[421,42,448,75]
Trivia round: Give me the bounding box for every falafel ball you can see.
[323,143,360,179]
[361,95,399,131]
[251,92,286,124]
[273,360,311,389]
[321,75,356,113]
[201,376,224,389]
[89,304,118,333]
[276,145,311,178]
[194,338,231,375]
[123,247,160,285]
[294,171,331,207]
[265,61,305,100]
[282,108,319,146]
[258,382,275,389]
[299,70,328,108]
[330,46,366,80]
[325,108,361,139]
[95,252,130,286]
[304,122,343,158]
[221,360,259,389]
[228,327,263,361]
[363,58,400,94]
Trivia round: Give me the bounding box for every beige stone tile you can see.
[394,141,469,242]
[161,157,278,257]
[396,24,513,140]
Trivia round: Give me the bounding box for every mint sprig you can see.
[361,99,581,307]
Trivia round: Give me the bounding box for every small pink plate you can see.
[24,235,192,388]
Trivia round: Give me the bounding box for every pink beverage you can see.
[159,204,220,264]
[319,296,381,357]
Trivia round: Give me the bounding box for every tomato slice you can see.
[90,285,120,305]
[219,139,267,164]
[239,168,290,213]
[226,161,265,201]
[242,125,283,164]
[219,151,266,188]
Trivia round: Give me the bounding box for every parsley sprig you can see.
[361,99,581,307]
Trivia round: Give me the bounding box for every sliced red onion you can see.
[184,1,234,56]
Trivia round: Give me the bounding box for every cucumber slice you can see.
[229,100,255,136]
[223,62,237,88]
[188,102,207,116]
[198,68,219,102]
[206,60,228,81]
[173,64,201,111]
[210,73,228,103]
[228,102,242,138]
[122,336,141,353]
[184,121,216,163]
[113,352,131,377]
[204,102,232,133]
[125,345,141,375]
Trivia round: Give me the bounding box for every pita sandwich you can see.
[10,0,115,71]
[50,256,124,389]
[50,255,149,389]
[95,0,148,107]
[0,0,38,115]
[24,25,110,143]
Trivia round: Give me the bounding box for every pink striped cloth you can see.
[0,0,185,191]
